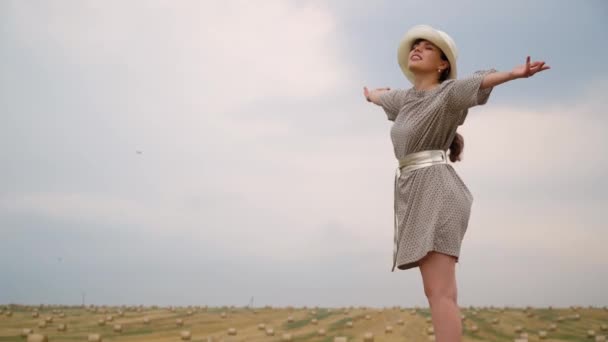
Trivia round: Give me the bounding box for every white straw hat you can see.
[397,24,459,84]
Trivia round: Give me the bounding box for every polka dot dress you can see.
[378,69,497,272]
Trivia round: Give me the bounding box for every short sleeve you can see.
[446,68,497,112]
[377,88,407,121]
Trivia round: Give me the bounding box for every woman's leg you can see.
[419,251,461,342]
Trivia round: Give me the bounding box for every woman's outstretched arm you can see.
[480,56,550,89]
[363,86,391,105]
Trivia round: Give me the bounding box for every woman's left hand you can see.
[511,56,550,79]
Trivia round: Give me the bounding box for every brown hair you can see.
[412,38,463,162]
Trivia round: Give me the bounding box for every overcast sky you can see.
[1,0,607,309]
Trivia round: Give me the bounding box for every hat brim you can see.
[398,25,458,84]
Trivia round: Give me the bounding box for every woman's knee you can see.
[420,252,458,302]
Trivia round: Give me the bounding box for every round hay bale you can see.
[426,326,434,335]
[515,325,524,333]
[281,333,292,341]
[334,337,348,342]
[105,315,113,322]
[397,319,404,325]
[143,317,150,324]
[32,312,39,318]
[38,321,47,329]
[57,323,67,331]
[385,325,393,334]
[549,323,557,331]
[538,330,547,339]
[365,314,371,320]
[589,330,597,338]
[58,313,65,318]
[317,329,326,336]
[227,327,237,336]
[26,334,48,342]
[257,323,266,330]
[187,310,193,316]
[266,328,275,336]
[221,312,227,319]
[410,309,417,315]
[556,316,564,322]
[44,316,53,323]
[180,330,191,340]
[572,314,581,320]
[97,319,105,326]
[470,324,479,333]
[5,311,13,317]
[346,321,353,328]
[601,324,608,331]
[311,318,318,325]
[492,317,500,324]
[363,332,374,342]
[426,316,432,323]
[176,318,184,327]
[287,316,294,323]
[595,336,606,342]
[113,324,122,333]
[520,332,529,339]
[21,328,33,337]
[87,333,102,341]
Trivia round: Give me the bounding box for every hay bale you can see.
[556,316,564,322]
[513,339,528,342]
[515,325,524,333]
[227,327,237,336]
[492,318,500,324]
[113,324,122,333]
[180,330,192,340]
[470,325,479,333]
[21,328,33,337]
[221,312,227,319]
[97,319,105,326]
[520,332,529,339]
[385,325,393,334]
[548,323,557,331]
[365,314,371,320]
[601,324,608,331]
[311,318,318,325]
[44,316,53,323]
[281,333,292,341]
[538,330,547,339]
[317,329,326,336]
[143,317,150,324]
[426,316,432,323]
[589,330,597,338]
[572,313,581,320]
[87,334,102,342]
[287,316,294,322]
[266,328,275,336]
[32,312,39,318]
[58,313,65,318]
[38,321,47,329]
[595,336,606,342]
[427,326,434,335]
[397,319,404,325]
[176,318,184,327]
[26,334,47,342]
[334,337,348,342]
[346,321,353,328]
[57,323,67,331]
[257,323,266,330]
[106,315,113,322]
[363,332,374,342]
[5,311,13,317]
[461,314,466,321]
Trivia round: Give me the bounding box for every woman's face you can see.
[408,39,448,76]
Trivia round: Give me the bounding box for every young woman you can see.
[363,24,550,341]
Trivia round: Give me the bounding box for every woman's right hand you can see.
[363,86,391,104]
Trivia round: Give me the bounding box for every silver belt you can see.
[392,149,448,272]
